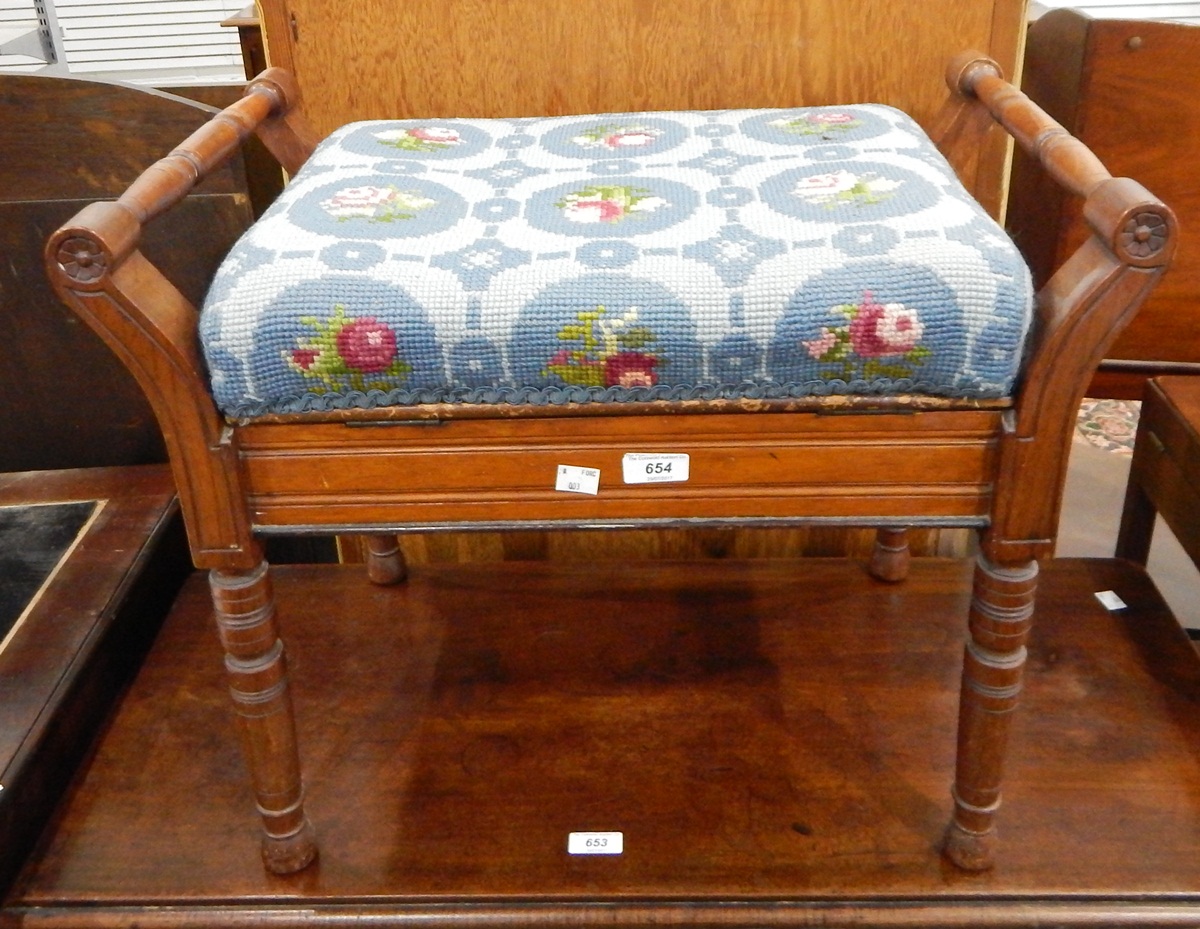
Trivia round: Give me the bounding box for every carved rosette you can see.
[1118,210,1171,264]
[55,235,108,285]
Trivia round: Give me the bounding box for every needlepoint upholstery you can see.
[199,105,1034,417]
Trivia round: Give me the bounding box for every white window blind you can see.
[0,0,250,84]
[1033,0,1200,24]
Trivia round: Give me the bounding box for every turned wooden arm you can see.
[941,53,1177,561]
[947,51,1173,270]
[948,54,1176,415]
[118,67,316,229]
[49,68,317,290]
[42,69,317,570]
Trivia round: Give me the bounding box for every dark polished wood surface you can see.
[7,556,1200,926]
[0,466,188,897]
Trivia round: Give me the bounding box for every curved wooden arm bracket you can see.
[937,52,1178,562]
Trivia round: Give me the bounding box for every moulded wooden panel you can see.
[1012,11,1200,395]
[0,76,242,205]
[0,74,256,472]
[237,412,1000,528]
[1069,19,1200,370]
[0,196,250,473]
[258,0,1026,209]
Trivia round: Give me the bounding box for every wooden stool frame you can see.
[45,53,1174,875]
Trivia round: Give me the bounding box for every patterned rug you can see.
[1075,398,1140,455]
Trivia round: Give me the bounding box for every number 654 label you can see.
[622,453,690,484]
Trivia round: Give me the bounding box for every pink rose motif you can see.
[849,293,924,357]
[336,317,398,372]
[792,170,858,197]
[604,352,659,387]
[408,127,462,145]
[564,198,625,223]
[291,348,320,370]
[809,113,856,125]
[321,185,396,218]
[604,130,658,149]
[803,328,838,359]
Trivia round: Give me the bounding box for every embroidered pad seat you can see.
[47,57,1174,879]
[201,106,1032,416]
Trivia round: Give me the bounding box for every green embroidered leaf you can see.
[621,327,656,349]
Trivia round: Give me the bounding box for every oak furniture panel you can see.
[256,0,1025,216]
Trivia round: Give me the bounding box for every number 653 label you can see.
[622,453,690,485]
[567,831,624,855]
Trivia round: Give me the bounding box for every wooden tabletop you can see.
[0,466,185,897]
[6,554,1200,927]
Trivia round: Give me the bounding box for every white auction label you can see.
[567,831,624,855]
[1095,590,1128,611]
[622,453,690,484]
[555,464,600,495]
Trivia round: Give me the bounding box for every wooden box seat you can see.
[45,54,1174,880]
[200,106,1032,416]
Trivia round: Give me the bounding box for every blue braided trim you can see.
[222,376,1011,419]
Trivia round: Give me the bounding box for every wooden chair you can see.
[45,51,1173,877]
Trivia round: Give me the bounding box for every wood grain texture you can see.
[0,76,253,472]
[236,411,1002,529]
[0,465,188,897]
[8,557,1200,923]
[259,0,1024,211]
[1010,12,1200,397]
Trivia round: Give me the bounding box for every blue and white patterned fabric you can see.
[199,105,1034,417]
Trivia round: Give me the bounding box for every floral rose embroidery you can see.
[285,305,412,393]
[337,317,398,372]
[571,124,662,150]
[849,297,924,356]
[605,352,659,387]
[803,291,930,382]
[802,328,838,359]
[319,185,436,223]
[544,306,662,388]
[790,170,900,208]
[374,126,463,151]
[557,185,666,224]
[770,112,863,136]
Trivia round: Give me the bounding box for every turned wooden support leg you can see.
[868,527,911,582]
[211,562,317,874]
[943,554,1037,871]
[365,533,408,585]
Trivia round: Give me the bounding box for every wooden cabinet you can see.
[0,76,254,472]
[255,0,1026,215]
[1009,9,1200,398]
